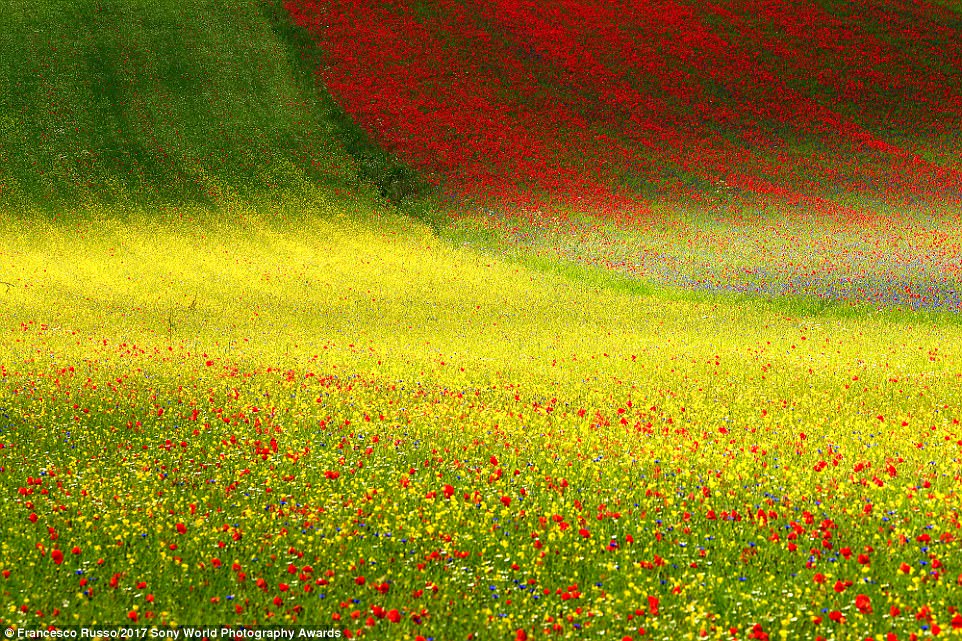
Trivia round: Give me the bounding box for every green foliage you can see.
[0,0,431,213]
[930,0,962,13]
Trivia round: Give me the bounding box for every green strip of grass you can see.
[0,0,431,214]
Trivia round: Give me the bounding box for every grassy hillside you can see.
[4,0,959,218]
[3,0,962,636]
[0,0,424,211]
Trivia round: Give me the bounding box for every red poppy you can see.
[855,594,872,614]
[647,596,659,616]
[951,612,962,630]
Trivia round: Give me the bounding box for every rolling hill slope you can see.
[4,3,962,634]
[286,0,962,213]
[0,0,424,212]
[2,0,960,218]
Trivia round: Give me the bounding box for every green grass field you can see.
[0,0,426,212]
[2,1,962,639]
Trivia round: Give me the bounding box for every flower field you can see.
[446,201,962,312]
[286,0,962,209]
[3,0,962,638]
[2,201,962,639]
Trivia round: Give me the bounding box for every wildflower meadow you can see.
[2,1,962,640]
